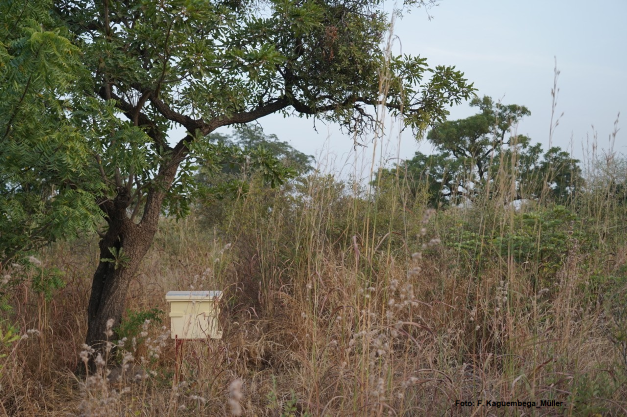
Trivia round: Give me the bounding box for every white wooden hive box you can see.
[165,291,223,339]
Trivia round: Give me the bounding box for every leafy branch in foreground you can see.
[0,0,104,268]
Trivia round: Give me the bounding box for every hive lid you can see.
[165,291,223,301]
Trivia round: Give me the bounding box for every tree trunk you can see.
[84,215,156,355]
[84,155,182,369]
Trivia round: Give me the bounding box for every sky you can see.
[217,0,627,179]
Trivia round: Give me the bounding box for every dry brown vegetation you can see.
[2,2,625,414]
[1,136,627,416]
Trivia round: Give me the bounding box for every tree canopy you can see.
[194,125,313,204]
[0,0,103,267]
[378,97,583,206]
[207,125,314,177]
[427,96,530,181]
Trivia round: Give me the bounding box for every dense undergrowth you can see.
[1,146,626,416]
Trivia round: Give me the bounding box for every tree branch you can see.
[149,95,204,132]
[133,90,152,126]
[1,47,40,143]
[93,153,110,184]
[130,189,143,223]
[98,87,170,151]
[199,96,292,136]
[154,20,174,98]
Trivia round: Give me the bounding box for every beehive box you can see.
[165,291,223,339]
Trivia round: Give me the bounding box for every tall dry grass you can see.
[1,132,626,415]
[1,23,626,417]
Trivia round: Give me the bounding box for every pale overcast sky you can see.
[216,0,627,178]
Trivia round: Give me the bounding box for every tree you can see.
[3,0,475,359]
[205,125,314,178]
[384,150,468,206]
[193,125,314,225]
[496,135,583,203]
[379,97,583,206]
[0,0,103,268]
[427,96,530,182]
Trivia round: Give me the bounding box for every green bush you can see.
[116,308,164,347]
[494,205,579,280]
